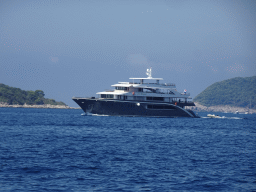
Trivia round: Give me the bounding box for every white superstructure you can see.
[96,68,192,104]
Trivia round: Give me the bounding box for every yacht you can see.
[72,68,198,117]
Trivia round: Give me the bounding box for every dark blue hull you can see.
[73,98,198,118]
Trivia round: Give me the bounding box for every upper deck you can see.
[97,68,192,100]
[112,68,175,88]
[111,81,176,89]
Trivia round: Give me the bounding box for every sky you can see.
[1,0,255,107]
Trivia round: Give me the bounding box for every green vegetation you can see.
[194,76,256,109]
[0,83,66,106]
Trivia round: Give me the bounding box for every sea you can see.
[0,108,255,192]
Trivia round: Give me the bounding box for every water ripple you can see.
[0,108,255,191]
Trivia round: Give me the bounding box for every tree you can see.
[35,90,45,98]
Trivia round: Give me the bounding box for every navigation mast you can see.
[146,68,152,78]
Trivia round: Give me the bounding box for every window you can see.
[115,87,128,90]
[101,94,114,98]
[146,97,164,101]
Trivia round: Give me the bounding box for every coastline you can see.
[187,102,256,114]
[0,102,81,109]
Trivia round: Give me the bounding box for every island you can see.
[0,83,79,109]
[188,76,256,114]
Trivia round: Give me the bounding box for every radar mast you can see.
[146,68,152,79]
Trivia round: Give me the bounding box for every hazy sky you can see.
[1,0,255,107]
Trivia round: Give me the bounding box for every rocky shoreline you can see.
[187,102,256,114]
[0,102,80,109]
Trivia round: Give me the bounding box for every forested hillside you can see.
[194,76,256,109]
[0,83,66,105]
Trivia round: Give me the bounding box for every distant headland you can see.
[189,76,256,114]
[0,83,80,109]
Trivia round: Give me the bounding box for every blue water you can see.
[0,108,255,191]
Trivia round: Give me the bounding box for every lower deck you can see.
[73,97,198,118]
